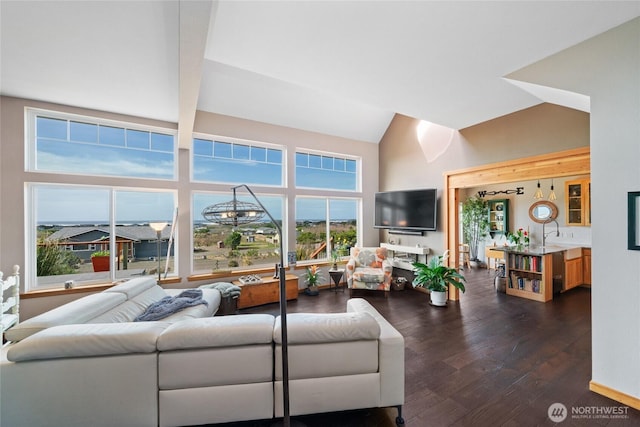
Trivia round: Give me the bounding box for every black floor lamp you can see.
[202,184,291,427]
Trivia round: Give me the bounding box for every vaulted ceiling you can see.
[1,1,638,148]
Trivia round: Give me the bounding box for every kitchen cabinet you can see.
[564,257,583,291]
[582,248,591,286]
[488,199,509,237]
[565,177,591,226]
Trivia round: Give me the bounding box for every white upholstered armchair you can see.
[346,247,393,296]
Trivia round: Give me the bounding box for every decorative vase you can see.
[331,263,338,270]
[429,290,447,306]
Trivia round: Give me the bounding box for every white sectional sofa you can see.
[0,277,405,427]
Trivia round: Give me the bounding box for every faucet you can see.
[542,218,559,247]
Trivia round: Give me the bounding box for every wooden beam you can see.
[445,147,590,189]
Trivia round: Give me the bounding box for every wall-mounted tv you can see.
[374,188,438,232]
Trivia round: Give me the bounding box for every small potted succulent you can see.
[412,250,466,306]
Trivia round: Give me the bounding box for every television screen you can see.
[374,189,437,231]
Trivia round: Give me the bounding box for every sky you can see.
[34,116,359,223]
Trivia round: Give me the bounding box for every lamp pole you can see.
[232,185,290,427]
[155,230,162,281]
[149,222,168,282]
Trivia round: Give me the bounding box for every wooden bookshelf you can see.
[505,252,553,302]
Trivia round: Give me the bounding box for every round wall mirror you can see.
[529,201,558,223]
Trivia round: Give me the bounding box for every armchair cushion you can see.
[346,247,392,292]
[352,268,386,283]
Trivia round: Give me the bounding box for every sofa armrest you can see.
[6,322,169,362]
[347,298,404,407]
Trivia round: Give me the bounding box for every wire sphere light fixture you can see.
[202,199,265,226]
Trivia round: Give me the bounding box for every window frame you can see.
[26,108,178,181]
[191,133,286,187]
[294,148,361,192]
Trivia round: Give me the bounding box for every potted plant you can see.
[90,250,110,272]
[506,227,529,249]
[412,251,466,306]
[330,250,340,270]
[303,264,322,296]
[462,196,489,266]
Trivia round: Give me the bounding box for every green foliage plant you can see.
[224,231,242,250]
[91,250,110,257]
[462,196,489,261]
[37,240,80,276]
[412,251,466,293]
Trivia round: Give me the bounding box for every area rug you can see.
[200,407,399,427]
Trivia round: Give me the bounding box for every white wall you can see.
[511,17,640,402]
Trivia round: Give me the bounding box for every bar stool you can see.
[459,243,471,269]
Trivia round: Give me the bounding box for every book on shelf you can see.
[509,254,542,272]
[509,272,541,293]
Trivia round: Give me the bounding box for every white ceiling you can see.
[2,1,639,146]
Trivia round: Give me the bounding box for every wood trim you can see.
[22,283,112,299]
[445,147,590,189]
[444,147,590,301]
[589,380,640,410]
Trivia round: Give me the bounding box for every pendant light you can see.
[534,180,544,199]
[548,179,557,201]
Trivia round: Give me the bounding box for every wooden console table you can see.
[234,274,299,309]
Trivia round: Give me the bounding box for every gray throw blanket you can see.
[134,289,208,322]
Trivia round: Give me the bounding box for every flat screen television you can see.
[374,188,438,232]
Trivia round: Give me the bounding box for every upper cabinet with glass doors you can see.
[565,177,591,226]
[488,199,509,237]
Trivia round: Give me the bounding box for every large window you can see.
[192,192,284,274]
[192,137,283,186]
[295,151,358,190]
[27,109,177,179]
[295,197,358,263]
[29,184,177,290]
[23,110,363,289]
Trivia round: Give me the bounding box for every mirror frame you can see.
[529,201,558,224]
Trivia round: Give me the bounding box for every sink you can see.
[564,247,582,260]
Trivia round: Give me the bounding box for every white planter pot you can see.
[430,290,447,306]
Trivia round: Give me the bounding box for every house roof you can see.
[1,1,638,145]
[48,225,171,242]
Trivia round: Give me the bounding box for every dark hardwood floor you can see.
[236,267,639,426]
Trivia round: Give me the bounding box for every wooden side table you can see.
[328,269,345,292]
[233,274,299,309]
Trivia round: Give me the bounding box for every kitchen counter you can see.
[494,244,591,301]
[493,244,588,256]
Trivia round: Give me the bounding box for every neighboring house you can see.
[47,225,173,261]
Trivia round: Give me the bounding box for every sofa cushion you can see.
[274,312,380,344]
[276,340,379,380]
[4,292,127,342]
[89,285,167,323]
[160,288,222,320]
[157,314,275,351]
[6,322,169,362]
[104,276,158,298]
